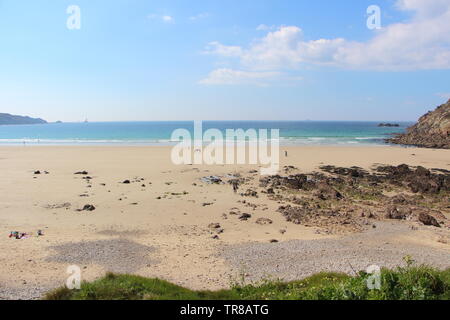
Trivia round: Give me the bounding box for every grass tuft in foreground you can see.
[45,265,450,300]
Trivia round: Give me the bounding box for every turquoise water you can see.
[0,121,411,146]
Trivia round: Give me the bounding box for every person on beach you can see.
[231,180,239,193]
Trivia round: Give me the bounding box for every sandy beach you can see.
[1,145,449,299]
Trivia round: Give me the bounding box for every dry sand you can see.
[0,145,449,299]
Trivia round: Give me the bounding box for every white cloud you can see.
[204,41,243,57]
[189,13,210,21]
[240,26,308,70]
[256,24,277,31]
[199,68,300,86]
[396,0,450,18]
[199,68,280,86]
[162,15,174,23]
[204,0,450,71]
[148,14,174,23]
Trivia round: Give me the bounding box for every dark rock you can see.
[415,166,431,176]
[320,165,367,178]
[283,166,297,173]
[260,173,318,191]
[378,123,400,127]
[408,177,440,194]
[241,189,258,198]
[201,176,223,184]
[385,206,411,220]
[418,213,441,227]
[239,213,252,221]
[277,205,307,225]
[122,180,131,184]
[391,194,408,204]
[80,204,95,212]
[375,164,447,194]
[256,218,273,225]
[74,171,89,175]
[315,182,343,201]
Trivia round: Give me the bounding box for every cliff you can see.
[388,99,450,149]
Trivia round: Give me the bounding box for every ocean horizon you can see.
[0,121,412,146]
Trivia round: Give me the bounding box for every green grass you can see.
[45,264,450,300]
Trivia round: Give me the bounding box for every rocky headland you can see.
[0,113,47,125]
[388,99,450,149]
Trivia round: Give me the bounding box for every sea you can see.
[0,121,412,146]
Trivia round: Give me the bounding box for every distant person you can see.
[285,151,288,157]
[231,180,239,193]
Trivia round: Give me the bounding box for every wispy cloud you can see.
[189,12,210,21]
[148,13,174,23]
[256,24,277,31]
[203,41,242,57]
[199,69,280,86]
[437,92,450,100]
[162,15,174,23]
[199,68,302,86]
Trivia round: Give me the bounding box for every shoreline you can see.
[0,140,399,147]
[0,142,426,149]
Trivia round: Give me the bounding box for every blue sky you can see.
[0,0,449,122]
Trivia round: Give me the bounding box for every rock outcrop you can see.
[260,164,449,234]
[388,99,450,149]
[378,123,399,127]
